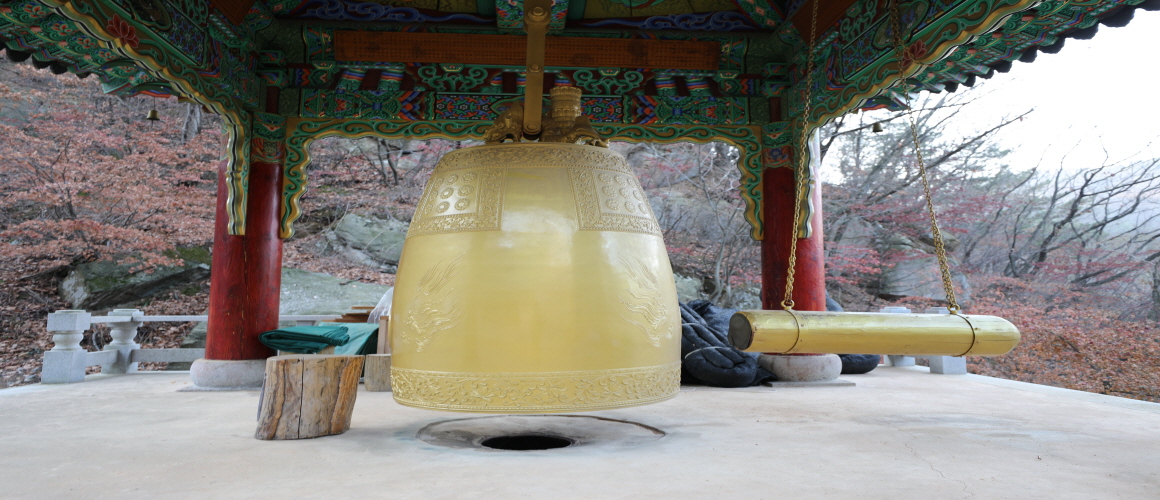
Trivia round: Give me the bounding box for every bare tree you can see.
[356,138,413,187]
[820,91,1028,279]
[625,141,760,307]
[999,158,1160,282]
[179,103,202,143]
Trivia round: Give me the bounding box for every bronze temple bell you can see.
[388,87,682,413]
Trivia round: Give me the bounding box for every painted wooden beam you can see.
[789,0,859,44]
[334,31,720,70]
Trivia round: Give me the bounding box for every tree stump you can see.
[364,354,392,392]
[277,345,334,356]
[255,355,364,440]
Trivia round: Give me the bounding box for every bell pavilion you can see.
[6,0,1151,384]
[4,0,1160,496]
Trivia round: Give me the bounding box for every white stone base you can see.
[189,359,265,390]
[759,354,842,382]
[928,356,967,374]
[886,355,916,366]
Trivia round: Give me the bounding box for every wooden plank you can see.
[377,316,390,355]
[276,359,303,439]
[335,31,720,70]
[331,357,363,435]
[365,354,392,392]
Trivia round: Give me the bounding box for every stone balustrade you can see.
[41,310,343,384]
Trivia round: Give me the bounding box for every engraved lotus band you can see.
[391,363,681,413]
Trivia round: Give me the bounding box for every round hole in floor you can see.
[417,415,665,451]
[480,434,574,451]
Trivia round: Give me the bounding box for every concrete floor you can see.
[1,366,1158,499]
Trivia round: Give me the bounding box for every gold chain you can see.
[780,0,819,310]
[889,0,961,314]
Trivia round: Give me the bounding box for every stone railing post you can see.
[103,309,143,374]
[43,310,92,383]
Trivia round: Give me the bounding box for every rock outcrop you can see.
[673,273,760,310]
[319,214,408,271]
[277,268,394,316]
[673,274,702,303]
[58,247,211,310]
[877,233,971,304]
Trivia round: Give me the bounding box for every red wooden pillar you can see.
[761,167,826,311]
[242,160,284,352]
[205,160,282,360]
[206,161,248,360]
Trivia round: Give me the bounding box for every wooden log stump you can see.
[364,354,392,392]
[255,355,364,440]
[277,346,334,356]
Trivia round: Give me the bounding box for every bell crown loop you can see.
[485,86,608,148]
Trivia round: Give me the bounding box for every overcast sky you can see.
[848,9,1160,175]
[943,9,1160,172]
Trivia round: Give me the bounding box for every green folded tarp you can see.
[258,323,381,355]
[329,322,379,356]
[258,325,351,354]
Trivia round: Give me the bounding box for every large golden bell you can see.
[388,140,682,413]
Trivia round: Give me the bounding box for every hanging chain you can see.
[780,0,819,310]
[889,0,961,314]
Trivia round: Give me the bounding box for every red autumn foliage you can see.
[967,277,1160,402]
[0,64,219,273]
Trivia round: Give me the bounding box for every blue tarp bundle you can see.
[680,300,776,387]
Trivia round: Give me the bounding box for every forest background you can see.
[0,57,1156,402]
